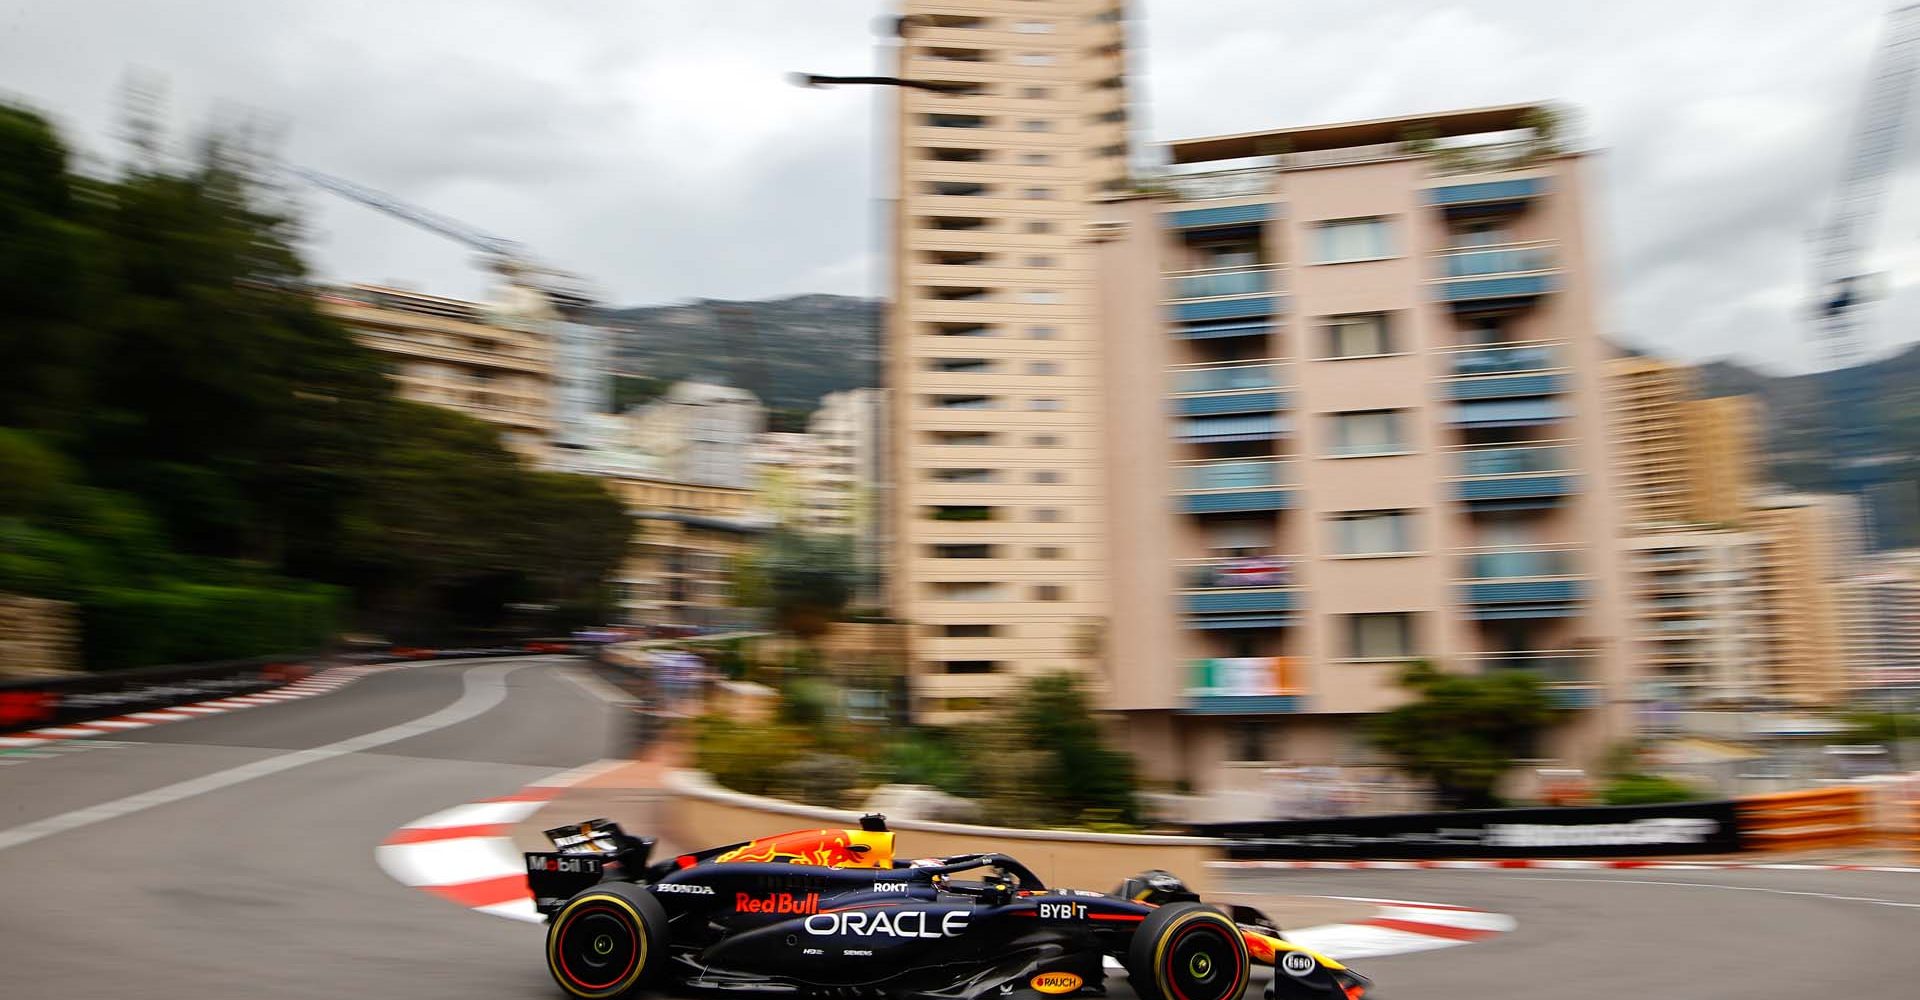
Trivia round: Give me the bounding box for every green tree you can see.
[732,530,855,640]
[969,674,1138,827]
[1368,661,1555,809]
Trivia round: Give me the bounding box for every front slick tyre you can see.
[546,883,667,999]
[1125,902,1251,1000]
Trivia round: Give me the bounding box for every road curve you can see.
[2,655,1915,1000]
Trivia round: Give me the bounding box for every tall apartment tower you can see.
[889,1,1131,721]
[1606,357,1697,530]
[1093,106,1633,790]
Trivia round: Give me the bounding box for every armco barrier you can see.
[663,770,1224,897]
[1736,786,1873,852]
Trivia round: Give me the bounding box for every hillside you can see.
[1698,342,1920,546]
[601,294,881,413]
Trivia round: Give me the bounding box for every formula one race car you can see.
[525,815,1369,1000]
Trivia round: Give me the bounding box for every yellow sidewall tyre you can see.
[1124,902,1252,1000]
[545,883,667,999]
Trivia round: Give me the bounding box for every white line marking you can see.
[0,737,50,748]
[0,662,528,854]
[169,706,226,715]
[1510,876,1920,910]
[79,720,150,730]
[124,712,191,722]
[26,727,104,738]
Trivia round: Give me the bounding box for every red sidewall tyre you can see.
[546,883,667,999]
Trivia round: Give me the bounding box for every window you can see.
[1019,119,1053,132]
[928,180,988,196]
[1029,361,1059,375]
[931,468,996,483]
[932,394,995,410]
[933,322,994,337]
[1024,255,1056,267]
[926,113,989,129]
[1321,313,1395,358]
[943,660,999,674]
[943,624,996,637]
[928,147,986,162]
[1097,143,1128,157]
[933,582,1003,602]
[932,357,992,373]
[1093,108,1127,123]
[1347,613,1417,659]
[1023,187,1054,199]
[1021,290,1062,304]
[933,543,995,559]
[1031,434,1060,446]
[1312,217,1394,263]
[1332,510,1416,555]
[1021,86,1052,99]
[1034,546,1063,559]
[1032,470,1061,483]
[1032,508,1062,523]
[1025,220,1054,234]
[1328,410,1408,456]
[1462,315,1508,346]
[1451,220,1512,248]
[931,431,995,445]
[1016,53,1057,66]
[930,505,995,521]
[1018,152,1053,165]
[1014,21,1054,33]
[1029,325,1057,339]
[1034,585,1065,601]
[927,216,987,231]
[1029,398,1062,411]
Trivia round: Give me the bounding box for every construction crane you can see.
[1810,3,1920,547]
[290,166,609,453]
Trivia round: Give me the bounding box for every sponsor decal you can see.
[756,873,836,892]
[1485,817,1718,848]
[528,854,602,874]
[1031,972,1084,994]
[873,880,914,894]
[1037,902,1088,920]
[804,909,969,939]
[736,891,821,914]
[654,882,716,895]
[1063,889,1107,898]
[843,949,873,957]
[802,948,825,956]
[1279,952,1316,978]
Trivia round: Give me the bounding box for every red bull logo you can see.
[715,828,894,869]
[736,892,820,914]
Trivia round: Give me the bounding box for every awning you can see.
[1450,397,1567,428]
[1177,413,1285,443]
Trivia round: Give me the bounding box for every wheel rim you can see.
[1164,921,1245,1000]
[553,903,641,994]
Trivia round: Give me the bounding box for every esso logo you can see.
[1280,952,1317,978]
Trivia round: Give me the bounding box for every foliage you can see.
[0,103,626,663]
[731,530,855,640]
[881,728,975,797]
[1842,710,1920,745]
[966,674,1139,828]
[610,373,668,412]
[1368,662,1555,810]
[1599,773,1701,806]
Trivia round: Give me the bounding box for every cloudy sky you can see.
[2,0,1912,373]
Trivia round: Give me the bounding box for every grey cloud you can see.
[0,0,1908,372]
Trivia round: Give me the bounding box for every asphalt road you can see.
[1,655,1915,1000]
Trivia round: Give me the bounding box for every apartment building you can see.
[889,0,1132,720]
[605,473,768,630]
[631,380,765,489]
[1856,549,1920,694]
[1088,104,1633,789]
[1685,395,1758,526]
[1748,492,1867,703]
[1606,357,1697,530]
[1624,530,1766,704]
[316,284,553,459]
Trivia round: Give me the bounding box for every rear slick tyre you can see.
[546,883,667,999]
[1125,902,1252,1000]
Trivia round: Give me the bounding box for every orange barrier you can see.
[1737,787,1874,852]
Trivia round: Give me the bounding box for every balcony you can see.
[1164,202,1274,231]
[1458,548,1587,619]
[1176,412,1288,444]
[1462,651,1598,708]
[1447,395,1567,430]
[1162,167,1274,202]
[1431,243,1559,307]
[1180,556,1300,629]
[1182,656,1306,715]
[1170,362,1290,418]
[1446,342,1563,377]
[1178,459,1294,514]
[1450,444,1576,508]
[1166,264,1281,301]
[1426,176,1547,210]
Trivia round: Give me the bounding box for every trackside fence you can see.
[1735,787,1875,852]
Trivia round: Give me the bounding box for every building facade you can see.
[1623,530,1766,704]
[316,284,553,459]
[889,0,1133,721]
[631,380,765,489]
[1087,105,1633,790]
[1747,492,1867,703]
[605,473,768,631]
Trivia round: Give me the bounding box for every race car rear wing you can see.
[525,818,654,917]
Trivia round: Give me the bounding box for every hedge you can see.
[79,582,342,670]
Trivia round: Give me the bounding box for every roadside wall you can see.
[664,770,1223,896]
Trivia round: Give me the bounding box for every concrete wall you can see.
[664,769,1223,897]
[0,593,78,677]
